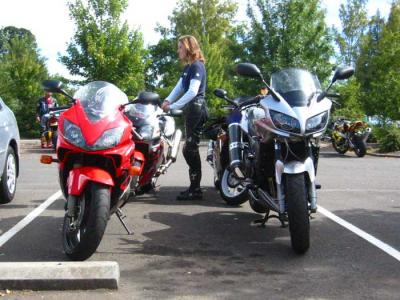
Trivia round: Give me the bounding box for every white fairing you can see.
[256,95,332,136]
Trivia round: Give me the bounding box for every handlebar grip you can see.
[239,95,262,108]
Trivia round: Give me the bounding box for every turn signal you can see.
[129,160,143,176]
[40,155,53,164]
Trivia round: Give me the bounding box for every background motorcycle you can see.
[42,106,70,150]
[124,92,182,194]
[41,80,139,261]
[217,63,353,254]
[331,118,371,157]
[205,91,260,206]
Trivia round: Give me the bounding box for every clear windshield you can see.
[271,68,322,107]
[126,103,159,127]
[74,81,128,122]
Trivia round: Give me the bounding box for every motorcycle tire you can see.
[52,131,58,150]
[0,147,17,204]
[285,174,310,254]
[62,182,110,261]
[331,139,348,154]
[353,137,367,157]
[219,167,248,206]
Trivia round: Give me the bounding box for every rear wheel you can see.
[285,174,310,254]
[0,147,17,204]
[219,167,248,206]
[52,131,58,150]
[63,183,110,261]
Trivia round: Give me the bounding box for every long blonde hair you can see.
[178,35,205,64]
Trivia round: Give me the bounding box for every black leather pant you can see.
[183,98,208,191]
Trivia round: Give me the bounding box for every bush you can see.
[377,126,400,153]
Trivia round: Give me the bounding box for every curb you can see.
[0,261,119,290]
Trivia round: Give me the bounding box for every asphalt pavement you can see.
[0,140,399,299]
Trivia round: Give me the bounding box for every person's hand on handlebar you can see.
[161,100,170,112]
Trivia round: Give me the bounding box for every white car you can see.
[0,96,20,204]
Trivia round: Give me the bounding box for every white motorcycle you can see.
[215,63,354,254]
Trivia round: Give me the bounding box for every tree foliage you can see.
[60,0,148,96]
[361,1,400,121]
[334,0,368,66]
[148,0,239,115]
[246,0,334,87]
[0,29,48,137]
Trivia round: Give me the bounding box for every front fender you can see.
[68,167,114,196]
[275,157,315,184]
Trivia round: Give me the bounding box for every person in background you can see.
[161,35,208,201]
[36,91,58,147]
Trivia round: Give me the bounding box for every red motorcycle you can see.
[40,81,182,260]
[40,80,145,260]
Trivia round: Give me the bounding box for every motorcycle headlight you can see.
[269,110,301,133]
[63,119,87,149]
[91,127,124,150]
[306,111,329,133]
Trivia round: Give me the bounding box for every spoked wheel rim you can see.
[6,154,16,194]
[221,168,246,198]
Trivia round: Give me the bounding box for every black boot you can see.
[177,170,202,200]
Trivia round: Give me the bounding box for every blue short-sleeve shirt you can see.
[181,60,206,98]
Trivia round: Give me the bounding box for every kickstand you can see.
[116,208,133,235]
[253,212,288,228]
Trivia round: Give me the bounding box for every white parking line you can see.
[0,190,62,248]
[318,205,400,262]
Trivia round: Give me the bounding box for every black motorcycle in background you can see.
[330,118,371,157]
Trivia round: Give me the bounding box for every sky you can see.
[0,0,393,79]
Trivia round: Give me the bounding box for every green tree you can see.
[60,0,148,96]
[356,11,385,117]
[334,0,368,66]
[148,0,240,115]
[0,26,36,55]
[0,34,48,137]
[366,1,400,121]
[246,0,334,87]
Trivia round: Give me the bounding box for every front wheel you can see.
[0,147,17,204]
[332,137,349,154]
[219,167,248,206]
[285,174,310,254]
[353,136,367,157]
[62,183,110,261]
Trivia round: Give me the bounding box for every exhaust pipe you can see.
[169,129,182,162]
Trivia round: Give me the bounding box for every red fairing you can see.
[68,167,114,196]
[58,100,132,146]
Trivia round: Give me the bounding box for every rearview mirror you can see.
[214,88,227,99]
[42,80,63,93]
[236,63,262,78]
[332,66,354,82]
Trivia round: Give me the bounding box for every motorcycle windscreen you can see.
[126,103,160,140]
[271,68,322,107]
[74,81,129,122]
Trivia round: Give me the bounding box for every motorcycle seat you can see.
[135,91,161,105]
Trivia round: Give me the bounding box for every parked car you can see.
[0,96,20,204]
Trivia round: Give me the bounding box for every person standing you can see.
[161,35,208,201]
[36,91,58,147]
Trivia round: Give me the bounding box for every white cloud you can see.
[0,0,392,79]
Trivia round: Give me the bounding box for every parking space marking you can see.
[318,205,400,262]
[0,190,62,248]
